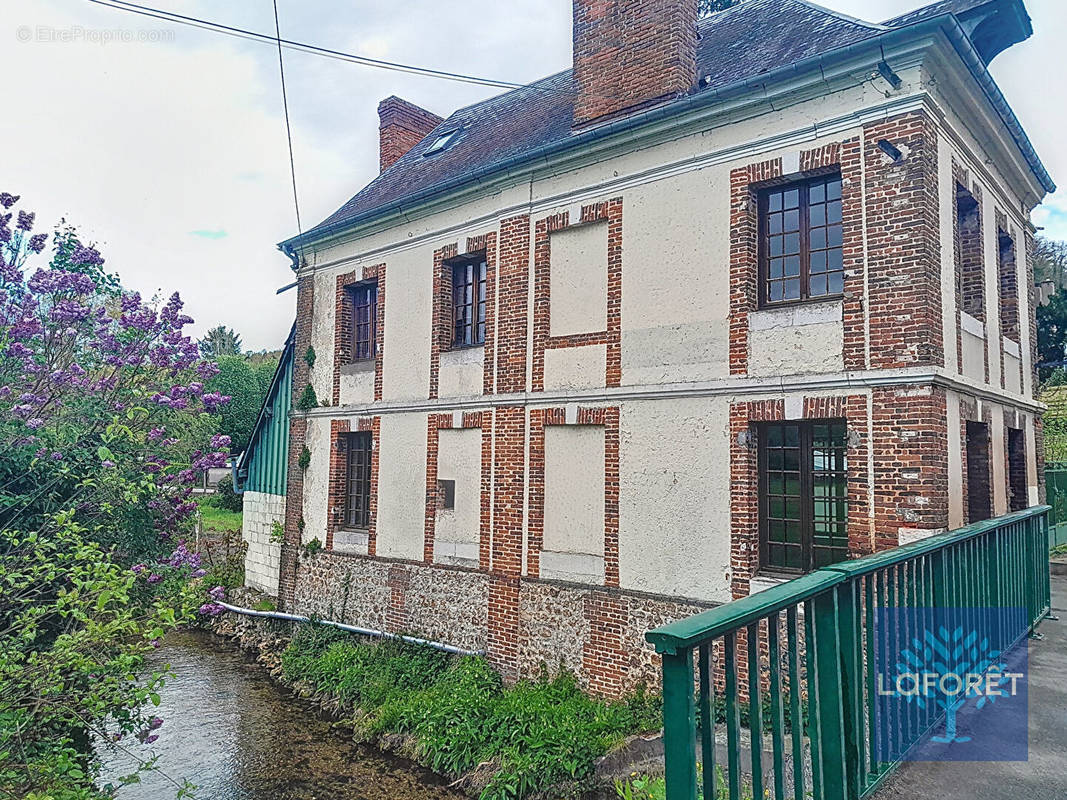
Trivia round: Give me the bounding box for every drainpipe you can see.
[215,601,485,657]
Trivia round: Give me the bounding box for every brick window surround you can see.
[326,416,380,553]
[952,163,989,381]
[527,406,620,586]
[429,233,497,399]
[729,142,864,375]
[333,263,385,405]
[995,208,1025,391]
[532,199,622,392]
[423,410,492,567]
[729,395,869,598]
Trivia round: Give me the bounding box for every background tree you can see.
[253,356,280,397]
[1034,235,1067,288]
[1037,288,1067,382]
[206,355,261,453]
[699,0,737,16]
[198,324,243,359]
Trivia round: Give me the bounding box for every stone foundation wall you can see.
[242,490,285,595]
[290,550,712,694]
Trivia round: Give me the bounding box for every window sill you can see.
[749,298,843,330]
[332,528,369,555]
[339,359,376,375]
[756,293,844,313]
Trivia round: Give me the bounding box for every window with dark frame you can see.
[759,420,849,573]
[349,282,378,362]
[998,228,1020,342]
[437,479,456,511]
[451,256,486,348]
[759,173,843,306]
[344,431,373,529]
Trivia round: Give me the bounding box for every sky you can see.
[1,0,1064,351]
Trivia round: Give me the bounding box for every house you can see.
[267,0,1053,694]
[234,326,294,596]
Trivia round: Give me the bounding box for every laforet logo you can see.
[873,607,1028,762]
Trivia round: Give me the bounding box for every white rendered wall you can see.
[375,412,428,561]
[434,427,482,565]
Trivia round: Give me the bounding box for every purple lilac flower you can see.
[198,602,224,616]
[208,585,225,602]
[0,193,18,209]
[16,211,34,232]
[147,574,162,584]
[26,418,43,429]
[132,563,146,575]
[28,233,47,253]
[191,568,206,579]
[148,717,163,730]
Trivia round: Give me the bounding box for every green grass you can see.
[280,624,661,799]
[196,495,242,532]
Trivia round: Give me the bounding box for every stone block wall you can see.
[242,490,285,595]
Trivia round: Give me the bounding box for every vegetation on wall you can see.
[280,625,660,799]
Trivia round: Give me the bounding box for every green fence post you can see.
[662,648,698,800]
[809,587,852,800]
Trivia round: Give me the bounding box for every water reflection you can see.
[99,629,462,800]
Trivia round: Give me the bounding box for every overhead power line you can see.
[271,0,302,239]
[84,0,577,96]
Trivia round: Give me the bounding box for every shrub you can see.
[297,383,318,411]
[211,474,243,512]
[279,626,661,799]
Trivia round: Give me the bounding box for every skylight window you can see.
[423,128,460,156]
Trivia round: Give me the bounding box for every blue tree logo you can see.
[887,625,1018,744]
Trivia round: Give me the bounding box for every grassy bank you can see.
[279,624,661,799]
[196,495,243,532]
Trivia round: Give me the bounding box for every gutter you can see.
[279,14,1052,256]
[216,601,484,657]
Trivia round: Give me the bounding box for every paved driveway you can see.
[876,575,1067,800]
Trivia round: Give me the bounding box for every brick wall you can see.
[572,0,697,127]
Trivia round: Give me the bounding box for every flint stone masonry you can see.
[242,490,285,596]
[290,549,712,693]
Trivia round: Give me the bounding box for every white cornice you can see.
[295,367,1043,420]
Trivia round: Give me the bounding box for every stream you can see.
[98,629,464,800]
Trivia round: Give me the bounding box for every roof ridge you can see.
[790,0,889,30]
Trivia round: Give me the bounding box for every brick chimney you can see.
[572,0,698,128]
[377,96,444,173]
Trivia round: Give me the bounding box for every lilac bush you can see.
[0,192,231,555]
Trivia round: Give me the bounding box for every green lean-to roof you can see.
[235,324,294,496]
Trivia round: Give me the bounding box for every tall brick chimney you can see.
[572,0,698,128]
[377,96,444,173]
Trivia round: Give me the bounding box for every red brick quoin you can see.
[422,411,491,565]
[527,406,620,586]
[532,199,622,392]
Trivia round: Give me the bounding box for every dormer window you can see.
[423,129,460,156]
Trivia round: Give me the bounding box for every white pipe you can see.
[215,601,485,657]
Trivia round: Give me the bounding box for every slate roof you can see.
[882,0,991,28]
[289,0,1047,247]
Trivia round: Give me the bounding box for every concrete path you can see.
[875,575,1067,800]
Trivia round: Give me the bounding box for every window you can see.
[451,256,486,347]
[1007,427,1027,513]
[423,129,459,156]
[998,228,1019,341]
[759,421,848,572]
[437,479,456,511]
[966,421,991,523]
[344,432,373,529]
[956,183,984,320]
[759,173,843,305]
[349,283,377,362]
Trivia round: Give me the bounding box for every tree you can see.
[0,191,229,797]
[699,0,737,16]
[199,324,242,359]
[254,356,280,397]
[1037,287,1067,382]
[207,355,261,453]
[1034,235,1067,288]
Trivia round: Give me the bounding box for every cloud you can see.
[188,229,228,240]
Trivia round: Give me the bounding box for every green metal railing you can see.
[1046,463,1067,549]
[647,506,1052,800]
